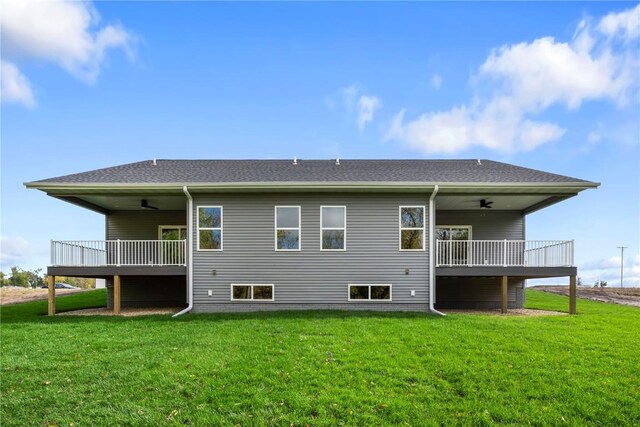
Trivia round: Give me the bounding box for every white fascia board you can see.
[24,181,600,193]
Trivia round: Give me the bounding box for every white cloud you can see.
[0,60,35,107]
[0,0,134,106]
[587,129,602,144]
[387,5,640,154]
[341,85,359,111]
[431,73,442,90]
[597,4,640,41]
[329,84,382,131]
[386,100,565,154]
[0,236,32,268]
[479,36,628,110]
[357,95,381,132]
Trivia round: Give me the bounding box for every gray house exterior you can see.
[25,159,599,315]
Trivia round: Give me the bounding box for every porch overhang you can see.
[25,181,599,215]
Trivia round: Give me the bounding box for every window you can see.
[399,206,425,250]
[435,226,471,242]
[348,284,392,301]
[230,284,274,301]
[158,225,187,241]
[198,206,222,250]
[275,206,301,251]
[321,206,346,250]
[436,226,472,265]
[159,226,187,264]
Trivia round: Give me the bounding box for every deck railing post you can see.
[503,239,507,267]
[116,239,121,266]
[570,240,575,266]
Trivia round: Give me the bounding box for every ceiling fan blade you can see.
[141,199,159,210]
[480,199,493,209]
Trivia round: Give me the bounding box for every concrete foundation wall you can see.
[192,303,430,313]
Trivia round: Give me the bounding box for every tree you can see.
[3,267,45,288]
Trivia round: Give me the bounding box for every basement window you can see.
[348,284,392,301]
[275,206,301,251]
[198,206,223,251]
[231,284,274,301]
[400,206,425,251]
[321,206,346,250]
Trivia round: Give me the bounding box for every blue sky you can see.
[1,1,639,286]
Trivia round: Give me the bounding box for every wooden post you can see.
[48,275,56,316]
[113,275,121,315]
[569,275,576,315]
[501,275,508,314]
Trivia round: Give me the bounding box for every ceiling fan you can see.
[480,199,493,209]
[141,199,158,210]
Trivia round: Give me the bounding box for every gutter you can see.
[429,185,446,316]
[24,181,600,191]
[173,186,193,317]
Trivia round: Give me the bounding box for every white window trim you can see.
[157,225,187,240]
[435,225,473,241]
[320,205,347,251]
[347,284,393,302]
[230,284,275,301]
[399,205,426,251]
[274,206,302,251]
[197,206,223,251]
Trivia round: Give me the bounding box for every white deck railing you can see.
[436,240,574,267]
[51,240,187,266]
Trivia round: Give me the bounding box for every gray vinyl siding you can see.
[106,210,187,240]
[191,193,430,309]
[436,210,524,240]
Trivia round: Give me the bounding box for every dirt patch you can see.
[443,308,566,316]
[57,307,181,317]
[531,286,640,308]
[0,287,87,306]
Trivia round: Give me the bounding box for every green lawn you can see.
[1,290,638,426]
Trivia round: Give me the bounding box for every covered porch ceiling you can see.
[38,183,583,215]
[52,194,187,214]
[53,192,572,215]
[434,194,572,213]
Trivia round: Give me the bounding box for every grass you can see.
[1,290,638,426]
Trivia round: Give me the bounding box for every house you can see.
[25,159,599,316]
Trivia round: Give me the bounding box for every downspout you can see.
[173,186,193,317]
[429,185,446,316]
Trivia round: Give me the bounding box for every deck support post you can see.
[569,275,576,315]
[501,275,508,314]
[48,275,56,316]
[113,275,121,315]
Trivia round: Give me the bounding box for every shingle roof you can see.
[27,159,595,185]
